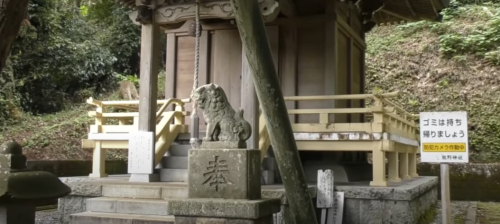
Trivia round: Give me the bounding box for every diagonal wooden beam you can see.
[403,0,417,17]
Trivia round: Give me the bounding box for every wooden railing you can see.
[258,91,420,187]
[82,92,419,186]
[82,97,190,178]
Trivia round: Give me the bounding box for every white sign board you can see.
[128,131,155,174]
[419,111,469,163]
[330,191,345,224]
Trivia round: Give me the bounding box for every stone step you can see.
[167,144,191,157]
[159,168,188,182]
[86,197,170,216]
[102,184,187,199]
[70,212,174,224]
[177,132,206,141]
[160,156,188,169]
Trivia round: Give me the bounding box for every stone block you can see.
[188,149,261,199]
[160,186,188,199]
[60,196,87,224]
[70,212,174,224]
[338,176,439,224]
[175,216,274,224]
[168,198,281,219]
[66,183,102,197]
[35,210,61,224]
[201,141,246,149]
[102,185,161,199]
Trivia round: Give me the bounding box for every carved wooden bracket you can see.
[135,5,153,24]
[129,0,280,26]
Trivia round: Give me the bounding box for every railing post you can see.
[89,106,107,178]
[370,97,387,186]
[118,118,127,125]
[174,103,185,125]
[371,97,385,133]
[133,116,139,130]
[319,113,329,124]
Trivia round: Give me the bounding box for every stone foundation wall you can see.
[337,177,438,224]
[28,160,127,177]
[418,163,500,201]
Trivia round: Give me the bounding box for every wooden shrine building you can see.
[83,0,450,186]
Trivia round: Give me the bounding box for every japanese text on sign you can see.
[422,143,466,152]
[419,111,469,163]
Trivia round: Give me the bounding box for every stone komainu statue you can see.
[192,83,252,143]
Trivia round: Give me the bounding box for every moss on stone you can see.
[418,203,437,224]
[478,202,500,224]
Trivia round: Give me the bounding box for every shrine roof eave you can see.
[116,0,451,25]
[374,0,451,25]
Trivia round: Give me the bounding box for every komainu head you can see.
[192,83,222,110]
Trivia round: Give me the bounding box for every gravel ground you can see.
[431,200,471,224]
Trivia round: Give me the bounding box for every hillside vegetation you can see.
[366,1,500,161]
[2,0,500,161]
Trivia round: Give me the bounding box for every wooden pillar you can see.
[90,107,107,178]
[370,142,387,187]
[165,33,176,100]
[230,1,318,223]
[325,0,336,122]
[279,25,297,123]
[388,151,401,182]
[409,147,419,177]
[130,19,161,182]
[241,51,259,149]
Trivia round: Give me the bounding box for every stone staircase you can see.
[157,132,277,184]
[157,133,194,182]
[70,133,279,223]
[71,197,176,224]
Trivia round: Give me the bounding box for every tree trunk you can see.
[229,1,319,224]
[0,0,30,74]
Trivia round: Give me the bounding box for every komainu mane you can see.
[192,83,252,143]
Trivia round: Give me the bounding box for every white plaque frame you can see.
[128,131,155,174]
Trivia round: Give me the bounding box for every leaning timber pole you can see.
[230,1,319,223]
[0,0,30,73]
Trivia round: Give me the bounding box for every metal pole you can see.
[441,163,451,224]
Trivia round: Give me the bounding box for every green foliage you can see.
[366,1,500,162]
[0,0,142,126]
[87,0,141,75]
[4,0,115,114]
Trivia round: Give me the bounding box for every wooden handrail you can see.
[282,91,398,101]
[87,111,190,118]
[287,108,371,115]
[383,108,418,128]
[87,98,191,106]
[155,98,186,122]
[380,98,417,120]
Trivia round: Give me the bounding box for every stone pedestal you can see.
[169,145,281,223]
[188,148,261,199]
[169,198,281,224]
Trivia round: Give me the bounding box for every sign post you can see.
[419,111,469,224]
